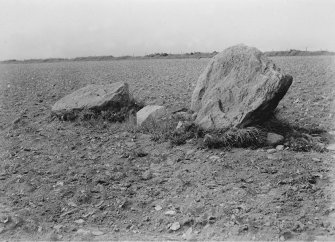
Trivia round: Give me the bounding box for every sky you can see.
[1,0,335,60]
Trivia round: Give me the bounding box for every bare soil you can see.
[0,56,335,241]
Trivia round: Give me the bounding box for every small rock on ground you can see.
[91,230,105,236]
[137,105,166,127]
[169,222,181,231]
[141,170,153,180]
[266,133,284,146]
[327,143,335,151]
[154,205,163,211]
[182,227,193,240]
[76,228,91,236]
[165,210,176,216]
[267,149,277,154]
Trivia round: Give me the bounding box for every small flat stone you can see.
[186,149,195,156]
[67,201,78,207]
[312,158,321,162]
[74,219,85,224]
[267,149,277,154]
[137,105,166,127]
[91,230,105,236]
[170,222,181,231]
[185,150,195,159]
[209,155,220,161]
[175,121,184,130]
[329,131,335,136]
[155,205,163,211]
[327,144,335,151]
[76,229,91,236]
[165,210,176,216]
[266,133,284,146]
[37,226,43,233]
[276,145,284,151]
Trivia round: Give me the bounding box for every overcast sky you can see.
[1,0,335,60]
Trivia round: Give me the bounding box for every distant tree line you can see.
[2,50,334,64]
[265,49,335,57]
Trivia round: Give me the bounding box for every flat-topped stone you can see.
[137,105,166,127]
[52,82,131,116]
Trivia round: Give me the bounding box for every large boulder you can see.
[137,105,166,127]
[191,44,293,130]
[52,82,131,117]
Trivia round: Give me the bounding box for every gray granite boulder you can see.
[52,82,131,117]
[191,44,293,130]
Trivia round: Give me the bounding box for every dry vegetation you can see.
[0,56,334,240]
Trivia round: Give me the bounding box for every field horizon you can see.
[1,49,335,64]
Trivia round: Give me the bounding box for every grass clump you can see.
[136,118,201,145]
[135,109,327,152]
[170,122,204,146]
[137,116,266,149]
[55,98,145,124]
[137,117,178,142]
[203,127,267,149]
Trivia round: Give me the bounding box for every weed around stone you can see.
[51,102,328,152]
[139,112,329,152]
[52,98,145,124]
[134,116,266,148]
[203,127,267,149]
[170,123,204,146]
[263,115,328,152]
[135,116,204,146]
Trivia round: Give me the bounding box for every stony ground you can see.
[0,56,334,241]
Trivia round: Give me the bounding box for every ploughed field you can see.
[0,56,334,240]
[1,57,334,130]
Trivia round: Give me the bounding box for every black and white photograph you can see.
[0,0,335,240]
